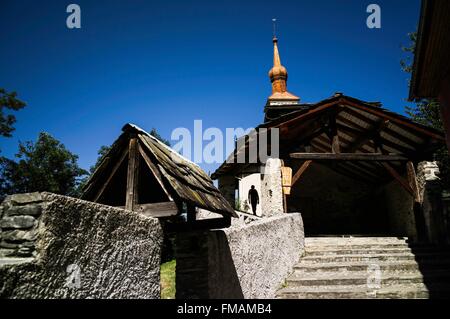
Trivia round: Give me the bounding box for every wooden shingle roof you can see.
[212,94,445,181]
[82,123,236,218]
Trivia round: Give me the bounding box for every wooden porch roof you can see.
[212,94,445,182]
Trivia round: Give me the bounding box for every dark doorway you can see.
[287,162,391,236]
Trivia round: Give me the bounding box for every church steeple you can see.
[268,36,300,102]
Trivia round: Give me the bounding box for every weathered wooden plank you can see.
[344,101,445,141]
[125,138,139,211]
[406,161,421,202]
[331,134,340,154]
[136,201,178,218]
[93,147,128,202]
[381,163,415,197]
[290,153,408,161]
[339,111,424,152]
[292,160,313,186]
[326,110,341,154]
[137,141,173,201]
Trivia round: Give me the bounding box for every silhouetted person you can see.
[248,185,259,215]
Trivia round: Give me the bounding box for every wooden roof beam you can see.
[93,147,129,202]
[138,141,174,201]
[347,120,389,153]
[321,162,378,185]
[292,160,313,186]
[381,162,415,198]
[344,101,445,141]
[290,153,408,161]
[125,138,140,211]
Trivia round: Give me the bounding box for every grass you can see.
[160,259,176,299]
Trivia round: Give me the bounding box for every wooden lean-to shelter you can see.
[82,123,236,230]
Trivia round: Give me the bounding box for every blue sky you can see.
[0,0,420,174]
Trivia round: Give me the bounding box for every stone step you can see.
[278,237,450,299]
[305,237,409,245]
[285,270,450,287]
[0,257,34,266]
[305,243,411,251]
[305,247,450,256]
[276,283,450,299]
[301,252,450,263]
[293,259,450,273]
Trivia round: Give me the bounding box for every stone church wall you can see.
[381,179,417,238]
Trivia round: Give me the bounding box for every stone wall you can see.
[218,175,235,209]
[0,192,163,299]
[417,161,447,243]
[0,193,43,258]
[175,213,304,299]
[381,179,417,238]
[261,158,284,217]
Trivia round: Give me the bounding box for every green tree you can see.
[0,132,88,199]
[89,145,111,174]
[150,128,171,146]
[402,32,450,189]
[0,88,26,139]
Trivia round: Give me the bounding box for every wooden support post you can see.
[326,112,340,154]
[125,138,140,211]
[292,160,313,186]
[187,204,196,223]
[281,160,288,214]
[406,161,421,202]
[381,163,415,198]
[406,161,428,242]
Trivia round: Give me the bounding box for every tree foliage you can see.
[150,128,171,147]
[0,88,26,139]
[401,32,449,189]
[0,132,88,199]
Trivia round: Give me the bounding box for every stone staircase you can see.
[276,237,450,299]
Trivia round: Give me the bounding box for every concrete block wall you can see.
[0,192,164,299]
[175,213,304,299]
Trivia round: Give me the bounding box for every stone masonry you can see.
[0,192,43,258]
[261,158,284,217]
[0,192,164,299]
[417,161,447,244]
